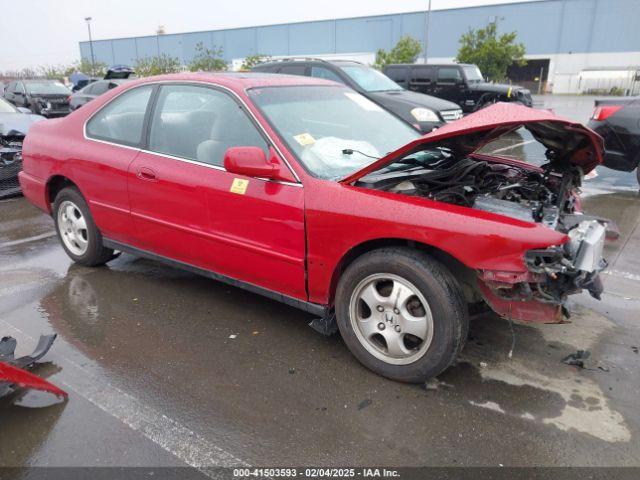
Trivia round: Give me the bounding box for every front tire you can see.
[335,248,468,383]
[53,187,115,267]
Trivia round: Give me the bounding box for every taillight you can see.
[591,105,622,121]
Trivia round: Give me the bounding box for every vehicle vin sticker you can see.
[230,178,249,195]
[294,133,316,146]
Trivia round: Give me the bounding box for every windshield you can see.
[463,65,484,83]
[248,85,421,180]
[339,65,403,92]
[25,82,70,95]
[0,97,17,113]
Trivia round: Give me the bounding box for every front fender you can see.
[305,180,566,305]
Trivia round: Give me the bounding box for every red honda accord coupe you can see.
[20,73,608,382]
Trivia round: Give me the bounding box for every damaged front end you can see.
[479,216,608,323]
[0,134,24,199]
[344,103,610,324]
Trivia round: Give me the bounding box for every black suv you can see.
[384,63,532,113]
[4,79,72,118]
[252,59,463,133]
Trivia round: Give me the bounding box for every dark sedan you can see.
[69,79,129,110]
[587,97,640,187]
[252,59,463,133]
[4,79,71,117]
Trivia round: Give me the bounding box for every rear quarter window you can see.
[86,85,154,147]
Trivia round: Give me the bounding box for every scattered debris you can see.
[228,334,237,339]
[357,398,372,410]
[480,361,488,368]
[252,331,259,336]
[561,350,612,373]
[562,350,591,368]
[0,334,67,401]
[420,378,453,391]
[308,311,338,336]
[632,346,639,354]
[288,367,296,375]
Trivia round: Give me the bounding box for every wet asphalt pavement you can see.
[1,95,639,470]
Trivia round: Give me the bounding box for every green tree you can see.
[373,36,422,70]
[240,54,271,70]
[134,54,182,77]
[456,21,526,82]
[65,58,107,77]
[188,42,227,72]
[38,64,66,80]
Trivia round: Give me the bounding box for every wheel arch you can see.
[327,238,481,306]
[46,175,80,209]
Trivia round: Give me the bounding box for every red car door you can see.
[127,84,306,300]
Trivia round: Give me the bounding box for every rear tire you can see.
[335,248,468,383]
[53,187,116,267]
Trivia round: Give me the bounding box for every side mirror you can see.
[224,146,279,179]
[17,107,31,114]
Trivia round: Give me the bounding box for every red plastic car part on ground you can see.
[0,361,67,399]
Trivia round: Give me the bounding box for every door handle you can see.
[136,166,157,181]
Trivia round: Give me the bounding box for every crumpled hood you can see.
[341,103,604,184]
[0,112,46,137]
[367,89,461,112]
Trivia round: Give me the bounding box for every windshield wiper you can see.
[342,148,380,160]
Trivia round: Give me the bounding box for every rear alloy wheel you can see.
[53,187,116,267]
[57,200,89,256]
[335,248,468,383]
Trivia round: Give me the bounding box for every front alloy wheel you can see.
[335,248,468,383]
[349,273,434,365]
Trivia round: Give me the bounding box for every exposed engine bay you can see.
[356,147,608,320]
[356,148,582,227]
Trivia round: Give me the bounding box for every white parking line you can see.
[0,320,247,474]
[605,269,640,283]
[0,231,57,248]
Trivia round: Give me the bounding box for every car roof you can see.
[121,72,339,90]
[256,58,364,68]
[385,63,471,67]
[22,79,64,83]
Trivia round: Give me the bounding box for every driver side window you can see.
[148,84,268,167]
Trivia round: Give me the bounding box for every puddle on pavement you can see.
[435,310,631,443]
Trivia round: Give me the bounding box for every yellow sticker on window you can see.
[293,133,316,146]
[230,178,249,195]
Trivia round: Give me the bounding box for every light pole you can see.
[424,0,432,64]
[85,16,96,76]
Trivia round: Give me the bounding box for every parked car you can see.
[587,97,640,187]
[105,65,136,80]
[20,73,607,382]
[69,79,130,110]
[0,97,45,198]
[72,78,99,92]
[4,79,71,117]
[252,58,463,133]
[384,63,533,113]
